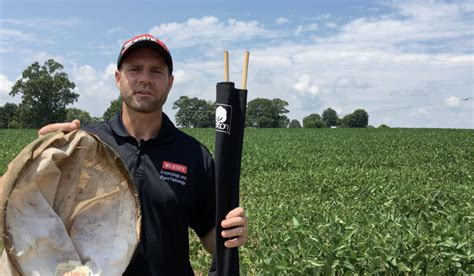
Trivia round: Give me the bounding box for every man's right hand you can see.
[38,119,81,136]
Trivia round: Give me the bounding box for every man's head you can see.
[115,34,174,114]
[117,34,173,75]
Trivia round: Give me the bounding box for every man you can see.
[39,33,248,275]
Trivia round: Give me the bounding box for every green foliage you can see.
[352,109,369,127]
[379,124,390,128]
[9,59,78,128]
[172,96,214,128]
[102,97,122,121]
[0,103,19,128]
[246,98,289,128]
[187,128,473,274]
[342,109,369,128]
[322,108,339,128]
[303,113,325,128]
[1,128,472,275]
[66,108,96,125]
[340,114,351,128]
[0,129,37,174]
[288,119,301,128]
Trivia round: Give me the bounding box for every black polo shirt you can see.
[82,111,215,275]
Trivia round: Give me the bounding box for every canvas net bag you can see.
[0,130,140,276]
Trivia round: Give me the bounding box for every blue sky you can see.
[0,0,473,128]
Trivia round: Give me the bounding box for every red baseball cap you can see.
[117,33,173,74]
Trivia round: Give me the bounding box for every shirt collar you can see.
[110,110,176,143]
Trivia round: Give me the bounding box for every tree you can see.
[173,96,214,128]
[303,113,325,128]
[66,108,94,125]
[246,98,289,128]
[341,109,369,128]
[352,109,369,127]
[0,103,19,128]
[288,119,301,128]
[340,114,352,128]
[379,124,390,128]
[10,59,78,128]
[103,97,122,121]
[322,108,339,128]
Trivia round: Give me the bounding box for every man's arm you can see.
[199,227,215,255]
[200,207,248,255]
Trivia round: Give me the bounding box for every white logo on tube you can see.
[216,104,232,134]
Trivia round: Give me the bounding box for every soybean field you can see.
[0,128,473,274]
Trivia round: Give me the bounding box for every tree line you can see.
[173,96,371,128]
[1,59,382,129]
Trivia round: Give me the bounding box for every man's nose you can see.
[139,71,153,85]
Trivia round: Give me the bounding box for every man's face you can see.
[115,47,174,114]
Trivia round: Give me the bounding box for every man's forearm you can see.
[199,227,215,255]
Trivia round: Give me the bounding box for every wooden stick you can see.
[241,51,250,89]
[224,51,229,82]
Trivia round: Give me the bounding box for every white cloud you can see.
[325,22,338,29]
[71,63,118,117]
[158,1,471,128]
[416,108,430,116]
[332,106,343,115]
[445,96,461,107]
[334,77,369,90]
[172,69,191,85]
[74,65,97,83]
[103,63,117,79]
[149,16,274,48]
[18,51,66,68]
[0,28,51,46]
[303,14,331,21]
[0,74,13,94]
[293,74,319,95]
[295,26,303,36]
[319,1,473,54]
[0,74,20,105]
[295,24,318,36]
[395,0,467,22]
[275,17,289,25]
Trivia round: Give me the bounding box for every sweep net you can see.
[0,130,140,276]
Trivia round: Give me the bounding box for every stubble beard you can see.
[121,90,168,114]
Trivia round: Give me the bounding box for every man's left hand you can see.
[220,207,248,248]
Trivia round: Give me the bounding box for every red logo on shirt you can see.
[162,161,188,174]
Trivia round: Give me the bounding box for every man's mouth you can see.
[135,90,152,95]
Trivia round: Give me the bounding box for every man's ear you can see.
[115,70,121,88]
[168,74,174,89]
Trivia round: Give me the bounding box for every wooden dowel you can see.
[224,51,229,82]
[241,51,250,89]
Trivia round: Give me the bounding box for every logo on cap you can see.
[117,33,173,73]
[216,105,232,134]
[121,34,169,55]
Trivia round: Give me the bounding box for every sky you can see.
[0,0,473,128]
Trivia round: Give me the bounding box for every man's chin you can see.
[126,103,162,114]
